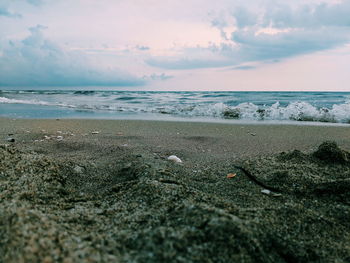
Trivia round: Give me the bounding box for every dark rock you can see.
[7,137,15,143]
[222,108,240,119]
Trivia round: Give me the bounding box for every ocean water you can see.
[1,90,350,124]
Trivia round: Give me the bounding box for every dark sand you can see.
[1,118,350,262]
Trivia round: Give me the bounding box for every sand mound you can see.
[1,143,350,262]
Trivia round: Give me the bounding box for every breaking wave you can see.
[157,101,350,123]
[1,91,350,124]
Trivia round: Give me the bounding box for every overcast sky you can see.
[0,0,350,91]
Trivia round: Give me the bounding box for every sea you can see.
[1,90,350,125]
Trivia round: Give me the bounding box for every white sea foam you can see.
[160,100,350,123]
[0,96,50,105]
[1,91,350,123]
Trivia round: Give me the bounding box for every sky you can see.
[0,0,350,91]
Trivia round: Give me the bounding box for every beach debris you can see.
[261,189,271,195]
[167,155,182,163]
[73,165,84,174]
[249,132,257,136]
[56,136,63,141]
[91,131,100,134]
[261,189,282,197]
[121,144,128,147]
[226,173,236,178]
[7,137,15,143]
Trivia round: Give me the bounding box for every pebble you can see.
[7,137,15,143]
[91,131,100,134]
[73,166,84,174]
[261,189,282,197]
[261,189,271,195]
[167,155,182,163]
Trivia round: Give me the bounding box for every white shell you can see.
[261,189,271,195]
[167,155,182,163]
[261,189,282,197]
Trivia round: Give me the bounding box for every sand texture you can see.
[1,118,350,262]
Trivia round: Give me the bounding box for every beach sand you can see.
[1,118,350,262]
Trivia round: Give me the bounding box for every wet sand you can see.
[1,118,350,262]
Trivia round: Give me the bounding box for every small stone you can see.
[91,131,100,134]
[261,189,282,197]
[56,136,63,141]
[73,166,84,174]
[227,173,236,178]
[261,189,271,195]
[167,155,182,163]
[7,137,15,142]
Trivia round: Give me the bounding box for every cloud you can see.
[230,65,256,70]
[0,25,145,87]
[146,1,350,70]
[135,45,150,51]
[146,44,237,69]
[26,0,43,6]
[143,73,173,81]
[0,7,22,18]
[232,6,257,29]
[232,27,349,61]
[262,1,350,28]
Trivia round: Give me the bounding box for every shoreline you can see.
[2,117,350,159]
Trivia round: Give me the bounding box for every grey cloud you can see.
[143,73,173,81]
[0,25,145,87]
[230,65,256,70]
[147,1,350,70]
[231,27,350,61]
[27,0,43,6]
[263,1,350,28]
[136,45,150,51]
[0,7,22,18]
[232,6,257,28]
[146,57,233,70]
